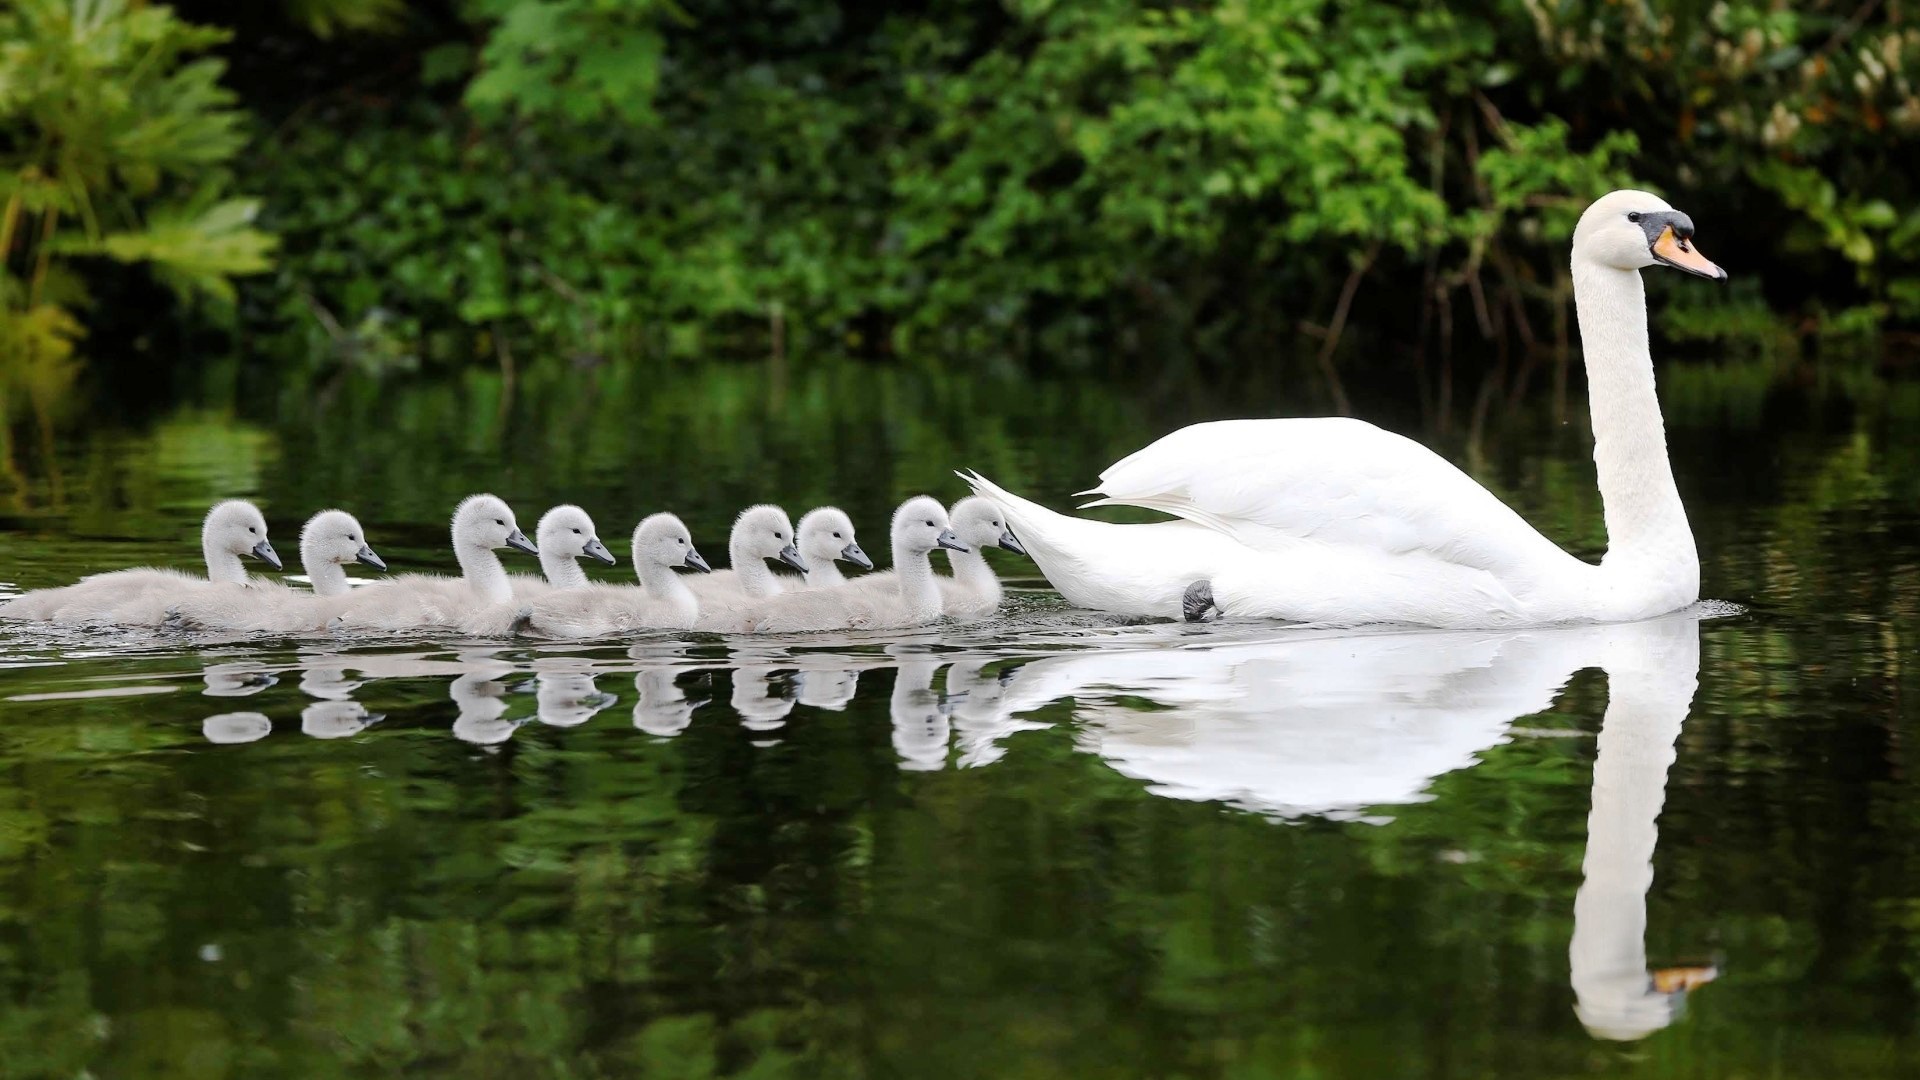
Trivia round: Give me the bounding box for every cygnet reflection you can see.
[450,655,526,746]
[202,662,278,697]
[946,659,1046,768]
[301,700,383,739]
[533,661,617,727]
[634,667,704,737]
[203,711,272,744]
[889,652,950,771]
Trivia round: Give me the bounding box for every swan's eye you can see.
[833,532,842,539]
[349,536,358,543]
[495,519,505,526]
[677,538,686,545]
[1627,211,1643,223]
[572,528,582,535]
[248,527,258,534]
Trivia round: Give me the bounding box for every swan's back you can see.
[1089,417,1579,581]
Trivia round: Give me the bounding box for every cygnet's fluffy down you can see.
[510,504,616,601]
[0,500,282,627]
[167,509,387,633]
[684,505,808,611]
[331,494,538,633]
[506,513,712,638]
[807,496,1026,622]
[732,496,968,633]
[795,507,872,588]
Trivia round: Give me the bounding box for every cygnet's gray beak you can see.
[997,529,1027,556]
[584,538,617,566]
[841,541,873,570]
[355,545,388,572]
[504,528,539,556]
[684,548,712,573]
[252,539,283,570]
[936,529,970,553]
[777,543,808,572]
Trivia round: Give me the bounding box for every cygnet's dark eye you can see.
[349,535,358,543]
[677,537,686,545]
[572,528,582,535]
[495,518,505,526]
[249,526,258,534]
[1627,211,1642,223]
[925,519,935,527]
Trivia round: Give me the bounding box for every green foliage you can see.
[0,0,274,460]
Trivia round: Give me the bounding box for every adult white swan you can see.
[964,190,1725,628]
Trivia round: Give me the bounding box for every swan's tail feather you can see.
[1074,492,1244,542]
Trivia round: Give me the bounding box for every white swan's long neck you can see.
[203,537,247,584]
[944,547,1001,605]
[806,560,845,588]
[1569,621,1700,1040]
[730,537,783,598]
[456,542,513,604]
[893,540,943,622]
[541,551,589,589]
[1573,263,1697,580]
[306,556,349,597]
[638,560,698,626]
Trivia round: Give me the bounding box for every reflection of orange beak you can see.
[1652,227,1727,281]
[1651,964,1719,994]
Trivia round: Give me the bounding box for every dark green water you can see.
[0,356,1917,1078]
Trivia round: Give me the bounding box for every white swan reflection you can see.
[990,613,1713,1040]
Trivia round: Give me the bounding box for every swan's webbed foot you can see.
[1182,580,1220,623]
[508,607,535,636]
[162,607,194,633]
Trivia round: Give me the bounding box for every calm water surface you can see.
[0,358,1917,1078]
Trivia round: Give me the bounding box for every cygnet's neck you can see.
[944,546,1001,605]
[730,534,785,598]
[806,559,846,588]
[637,559,698,625]
[456,538,514,604]
[305,553,350,597]
[892,537,943,623]
[541,549,590,589]
[203,536,249,584]
[1573,262,1697,585]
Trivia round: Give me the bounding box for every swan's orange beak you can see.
[1650,964,1718,994]
[1652,227,1726,281]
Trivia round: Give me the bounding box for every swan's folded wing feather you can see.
[1087,417,1576,576]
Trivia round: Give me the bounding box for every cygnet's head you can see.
[451,494,538,555]
[300,510,387,572]
[537,504,615,566]
[1573,189,1725,280]
[732,504,807,572]
[205,499,281,570]
[891,496,967,556]
[947,496,1025,555]
[632,512,712,572]
[798,506,872,571]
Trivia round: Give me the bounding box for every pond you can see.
[0,354,1917,1078]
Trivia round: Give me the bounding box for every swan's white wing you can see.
[1084,417,1577,576]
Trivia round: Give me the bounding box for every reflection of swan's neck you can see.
[456,542,513,604]
[541,550,589,589]
[944,547,1001,606]
[1569,626,1699,1040]
[1573,262,1696,581]
[892,541,942,623]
